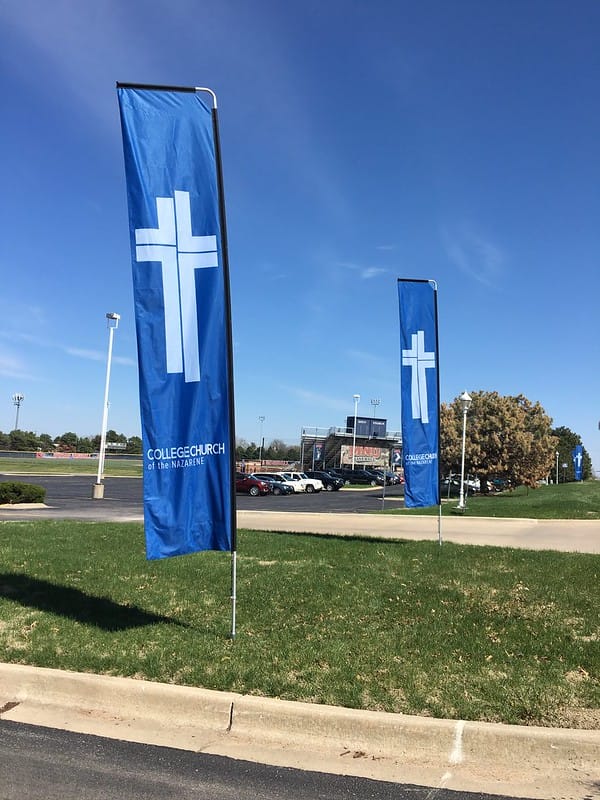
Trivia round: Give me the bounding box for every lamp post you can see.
[555,451,559,485]
[457,391,472,511]
[93,312,120,499]
[258,416,265,466]
[351,393,360,469]
[12,393,24,430]
[370,398,381,418]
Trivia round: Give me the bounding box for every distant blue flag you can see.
[117,86,234,559]
[572,444,583,481]
[398,280,440,508]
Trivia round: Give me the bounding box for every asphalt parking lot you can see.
[0,474,405,521]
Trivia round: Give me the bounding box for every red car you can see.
[235,474,271,496]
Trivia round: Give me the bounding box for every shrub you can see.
[0,481,46,504]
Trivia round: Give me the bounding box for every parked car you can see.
[278,471,324,493]
[440,477,479,496]
[338,469,384,486]
[253,475,294,495]
[304,470,345,491]
[382,470,403,485]
[363,469,393,486]
[235,474,271,496]
[371,469,403,486]
[254,472,301,492]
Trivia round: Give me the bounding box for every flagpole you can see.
[430,280,442,546]
[117,81,238,637]
[197,87,239,638]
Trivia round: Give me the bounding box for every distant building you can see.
[300,418,402,471]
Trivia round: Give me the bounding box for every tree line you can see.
[235,438,300,462]
[0,429,142,454]
[1,429,298,462]
[440,391,592,489]
[2,391,592,485]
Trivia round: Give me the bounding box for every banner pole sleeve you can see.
[208,102,237,554]
[204,91,238,637]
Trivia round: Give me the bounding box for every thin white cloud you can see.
[0,1,146,132]
[0,350,37,381]
[0,331,53,348]
[361,267,388,280]
[0,301,46,329]
[345,349,388,368]
[65,347,135,367]
[442,225,506,287]
[337,261,389,280]
[0,331,135,367]
[278,385,349,413]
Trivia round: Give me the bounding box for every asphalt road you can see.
[0,474,405,520]
[0,720,517,800]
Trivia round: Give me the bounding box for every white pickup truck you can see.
[277,471,324,493]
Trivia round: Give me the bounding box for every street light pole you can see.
[351,393,360,469]
[555,451,559,485]
[370,398,380,418]
[12,393,24,430]
[457,391,472,511]
[258,416,265,466]
[93,312,120,499]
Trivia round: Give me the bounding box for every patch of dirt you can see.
[555,707,600,729]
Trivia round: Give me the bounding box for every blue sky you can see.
[1,0,599,472]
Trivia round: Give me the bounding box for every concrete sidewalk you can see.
[1,663,598,799]
[238,510,600,553]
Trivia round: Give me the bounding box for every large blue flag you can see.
[117,86,234,559]
[572,444,583,481]
[398,280,440,508]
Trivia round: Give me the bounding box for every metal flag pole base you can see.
[438,504,443,546]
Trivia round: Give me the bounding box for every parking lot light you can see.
[93,313,120,500]
[351,394,360,469]
[457,391,472,511]
[12,393,24,430]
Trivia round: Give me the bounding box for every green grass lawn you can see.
[1,520,598,728]
[391,480,600,520]
[0,457,142,478]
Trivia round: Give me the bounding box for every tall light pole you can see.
[555,450,559,485]
[12,393,24,431]
[370,398,381,418]
[93,312,120,499]
[457,391,472,511]
[351,393,360,469]
[258,416,265,466]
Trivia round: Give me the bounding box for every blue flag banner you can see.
[398,279,440,508]
[572,444,583,481]
[118,86,234,559]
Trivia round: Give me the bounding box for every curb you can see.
[1,662,598,797]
